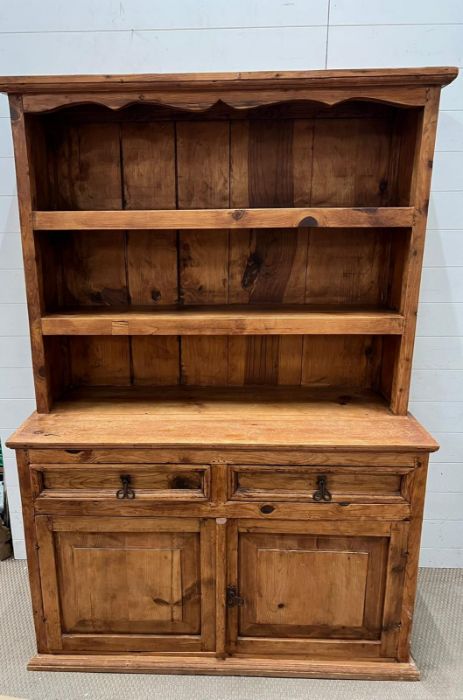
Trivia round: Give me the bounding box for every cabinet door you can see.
[227,520,408,659]
[35,516,215,652]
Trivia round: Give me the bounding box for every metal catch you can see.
[116,474,135,499]
[226,585,244,608]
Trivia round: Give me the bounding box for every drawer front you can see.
[229,466,410,503]
[34,464,210,502]
[27,448,418,467]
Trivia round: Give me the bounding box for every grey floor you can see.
[0,561,462,700]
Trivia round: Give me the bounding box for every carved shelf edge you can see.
[0,67,457,113]
[22,88,431,113]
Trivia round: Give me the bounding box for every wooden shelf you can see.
[32,207,415,230]
[41,306,405,336]
[7,386,438,451]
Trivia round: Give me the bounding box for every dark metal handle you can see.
[116,474,135,499]
[313,475,332,502]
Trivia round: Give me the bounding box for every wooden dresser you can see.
[3,67,457,679]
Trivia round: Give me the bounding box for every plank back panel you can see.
[46,122,122,210]
[60,231,128,307]
[31,102,419,211]
[305,229,391,306]
[26,99,422,401]
[43,118,129,398]
[57,334,384,389]
[122,117,180,382]
[121,122,176,210]
[302,336,382,389]
[39,227,402,311]
[68,337,131,386]
[227,117,311,382]
[311,117,393,207]
[176,120,231,382]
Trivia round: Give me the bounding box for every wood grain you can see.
[6,387,438,451]
[27,446,417,466]
[35,516,63,650]
[397,458,429,660]
[38,464,209,501]
[26,653,421,679]
[121,122,176,210]
[390,88,441,414]
[230,466,404,503]
[15,450,48,651]
[215,518,227,658]
[9,95,52,411]
[41,307,405,336]
[32,207,415,229]
[239,532,378,637]
[0,66,457,93]
[47,123,122,210]
[176,119,231,385]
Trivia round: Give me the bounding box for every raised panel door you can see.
[35,516,215,653]
[227,520,409,658]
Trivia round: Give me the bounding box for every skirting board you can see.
[28,654,420,680]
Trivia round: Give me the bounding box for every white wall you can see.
[0,0,462,566]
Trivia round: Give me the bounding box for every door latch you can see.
[226,585,244,608]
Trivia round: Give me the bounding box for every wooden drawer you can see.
[27,449,418,467]
[32,464,210,502]
[229,465,411,504]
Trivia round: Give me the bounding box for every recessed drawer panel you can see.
[34,464,210,502]
[229,466,410,503]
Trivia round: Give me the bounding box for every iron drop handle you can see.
[116,474,135,499]
[313,475,332,502]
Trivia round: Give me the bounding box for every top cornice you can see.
[0,67,458,94]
